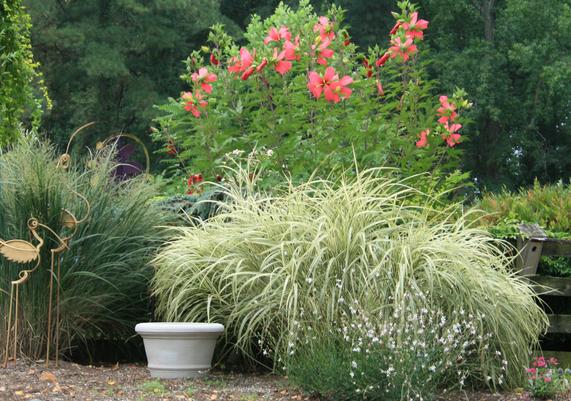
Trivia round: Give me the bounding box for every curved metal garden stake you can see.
[1,219,44,368]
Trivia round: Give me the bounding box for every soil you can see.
[0,361,569,401]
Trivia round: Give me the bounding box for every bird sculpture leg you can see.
[55,254,61,367]
[13,284,19,364]
[3,284,14,368]
[46,250,55,367]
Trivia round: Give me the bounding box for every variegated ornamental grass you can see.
[152,167,548,386]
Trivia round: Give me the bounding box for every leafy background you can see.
[11,0,568,191]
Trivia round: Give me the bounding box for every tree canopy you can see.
[18,0,571,190]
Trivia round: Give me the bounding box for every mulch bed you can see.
[0,361,569,401]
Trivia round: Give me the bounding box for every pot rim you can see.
[135,322,224,334]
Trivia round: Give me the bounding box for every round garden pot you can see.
[135,322,224,379]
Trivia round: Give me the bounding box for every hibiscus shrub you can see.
[154,0,470,188]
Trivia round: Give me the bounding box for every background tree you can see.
[24,0,241,147]
[0,0,49,146]
[424,0,571,189]
[22,0,571,190]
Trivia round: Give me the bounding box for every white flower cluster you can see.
[337,291,505,400]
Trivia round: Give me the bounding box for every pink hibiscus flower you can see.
[307,66,352,103]
[283,37,300,61]
[228,48,254,74]
[264,26,292,45]
[314,38,334,65]
[437,95,458,124]
[272,48,292,75]
[313,16,335,41]
[191,67,217,94]
[402,12,429,40]
[389,37,417,62]
[181,91,208,118]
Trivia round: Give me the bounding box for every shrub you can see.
[477,180,571,276]
[152,166,548,388]
[153,0,470,190]
[0,137,167,360]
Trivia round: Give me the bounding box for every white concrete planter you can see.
[135,322,224,379]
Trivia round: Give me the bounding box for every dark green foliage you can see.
[0,0,49,145]
[23,0,241,148]
[424,0,571,189]
[0,137,167,359]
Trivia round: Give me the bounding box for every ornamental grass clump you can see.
[152,167,548,388]
[0,137,167,360]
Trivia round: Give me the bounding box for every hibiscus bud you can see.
[375,53,390,67]
[390,21,401,35]
[343,33,351,46]
[201,46,210,53]
[256,58,268,73]
[241,66,256,80]
[210,53,219,66]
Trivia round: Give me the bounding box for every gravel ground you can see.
[0,360,308,401]
[0,361,570,401]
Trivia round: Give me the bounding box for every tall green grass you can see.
[152,167,548,386]
[0,137,167,360]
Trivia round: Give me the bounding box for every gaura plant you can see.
[154,0,471,189]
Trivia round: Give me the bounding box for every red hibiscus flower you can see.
[389,37,417,62]
[402,12,429,40]
[181,91,208,118]
[437,95,458,124]
[442,120,462,147]
[313,16,335,41]
[209,53,219,66]
[443,133,461,147]
[416,129,429,148]
[314,38,334,66]
[191,67,217,94]
[307,67,353,103]
[228,48,254,74]
[264,26,292,45]
[272,48,293,75]
[283,37,300,61]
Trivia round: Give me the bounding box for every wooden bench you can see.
[516,224,571,334]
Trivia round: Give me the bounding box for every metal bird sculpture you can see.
[1,123,92,368]
[1,218,44,368]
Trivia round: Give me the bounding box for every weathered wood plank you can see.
[547,314,571,334]
[528,275,571,296]
[542,238,571,257]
